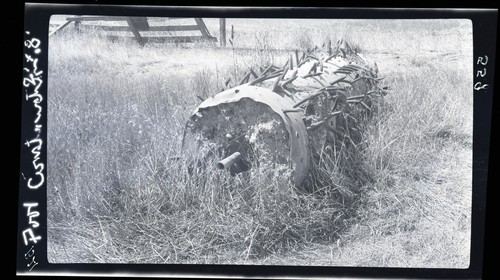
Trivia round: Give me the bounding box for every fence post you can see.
[220,18,226,47]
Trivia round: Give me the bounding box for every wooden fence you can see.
[50,16,225,46]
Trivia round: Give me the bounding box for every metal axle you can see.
[216,152,242,170]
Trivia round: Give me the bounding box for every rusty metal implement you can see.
[182,40,388,191]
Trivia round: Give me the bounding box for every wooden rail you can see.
[50,16,224,46]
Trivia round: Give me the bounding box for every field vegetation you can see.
[47,17,472,267]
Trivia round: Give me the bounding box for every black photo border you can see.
[17,2,497,279]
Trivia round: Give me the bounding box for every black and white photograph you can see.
[17,4,496,279]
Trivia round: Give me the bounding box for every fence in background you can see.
[50,16,226,46]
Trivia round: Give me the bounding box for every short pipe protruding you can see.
[216,152,242,170]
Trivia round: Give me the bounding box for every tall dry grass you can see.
[47,18,472,267]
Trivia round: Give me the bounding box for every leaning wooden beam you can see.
[128,17,150,31]
[194,18,213,40]
[126,17,145,46]
[49,20,73,37]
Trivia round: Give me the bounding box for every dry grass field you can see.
[47,17,473,267]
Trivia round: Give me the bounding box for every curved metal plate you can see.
[192,85,311,186]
